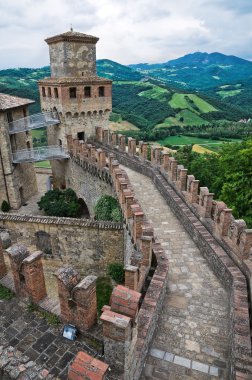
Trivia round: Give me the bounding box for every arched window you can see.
[42,87,46,97]
[48,87,52,97]
[54,88,59,98]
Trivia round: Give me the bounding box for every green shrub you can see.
[1,200,10,212]
[107,263,125,284]
[94,195,122,222]
[37,188,81,217]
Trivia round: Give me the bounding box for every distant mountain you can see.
[129,52,252,91]
[167,52,251,67]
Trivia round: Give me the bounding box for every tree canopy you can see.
[38,188,81,217]
[174,139,252,227]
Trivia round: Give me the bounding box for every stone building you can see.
[0,93,37,209]
[38,30,112,187]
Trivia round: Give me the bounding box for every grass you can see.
[109,120,139,131]
[96,276,113,316]
[34,160,51,168]
[155,109,207,129]
[26,302,61,325]
[0,284,14,300]
[169,93,217,113]
[138,85,170,101]
[158,135,220,146]
[31,128,46,138]
[217,89,242,98]
[192,144,217,154]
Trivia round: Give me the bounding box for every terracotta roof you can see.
[38,76,112,85]
[0,93,35,111]
[45,30,99,45]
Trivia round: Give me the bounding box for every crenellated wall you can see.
[90,126,252,380]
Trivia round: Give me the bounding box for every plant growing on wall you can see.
[107,263,125,284]
[1,200,10,212]
[37,188,81,217]
[94,195,122,222]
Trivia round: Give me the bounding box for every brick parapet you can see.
[93,137,252,379]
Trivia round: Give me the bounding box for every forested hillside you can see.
[0,56,250,133]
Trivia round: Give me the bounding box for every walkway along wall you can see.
[92,127,252,380]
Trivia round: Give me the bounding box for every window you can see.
[48,87,52,97]
[54,88,59,98]
[42,87,46,97]
[99,86,105,97]
[69,87,77,98]
[23,108,27,118]
[7,112,13,123]
[84,86,91,98]
[77,132,85,141]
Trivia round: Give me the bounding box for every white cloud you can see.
[0,0,251,69]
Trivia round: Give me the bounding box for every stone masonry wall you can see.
[65,158,113,216]
[93,128,252,380]
[0,214,124,277]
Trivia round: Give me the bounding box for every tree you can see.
[94,195,122,222]
[219,139,252,227]
[38,188,81,217]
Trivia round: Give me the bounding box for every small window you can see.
[48,87,52,97]
[69,87,77,98]
[99,86,105,97]
[42,87,46,97]
[54,88,59,98]
[23,108,27,118]
[77,132,85,141]
[84,86,91,98]
[7,112,13,123]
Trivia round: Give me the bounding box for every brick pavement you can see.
[123,166,230,380]
[0,298,103,379]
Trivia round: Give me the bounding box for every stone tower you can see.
[38,30,112,188]
[0,93,37,209]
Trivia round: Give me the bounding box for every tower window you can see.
[69,87,77,98]
[42,87,46,97]
[77,132,85,141]
[84,86,91,98]
[48,87,52,97]
[54,88,59,98]
[99,86,105,97]
[7,112,13,123]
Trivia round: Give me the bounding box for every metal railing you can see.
[12,145,69,163]
[8,111,60,134]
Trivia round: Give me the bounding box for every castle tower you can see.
[38,30,112,188]
[38,30,112,146]
[0,93,37,209]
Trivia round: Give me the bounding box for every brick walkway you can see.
[123,166,230,380]
[0,298,103,379]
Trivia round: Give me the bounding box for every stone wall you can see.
[92,127,252,380]
[0,213,124,277]
[65,158,113,216]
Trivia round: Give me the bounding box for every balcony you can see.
[12,146,69,163]
[9,111,60,135]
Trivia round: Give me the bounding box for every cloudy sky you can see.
[0,0,252,69]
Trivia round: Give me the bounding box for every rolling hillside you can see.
[0,58,248,132]
[129,52,252,115]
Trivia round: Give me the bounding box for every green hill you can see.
[0,59,248,132]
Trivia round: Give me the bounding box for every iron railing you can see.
[12,145,69,163]
[8,111,60,134]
